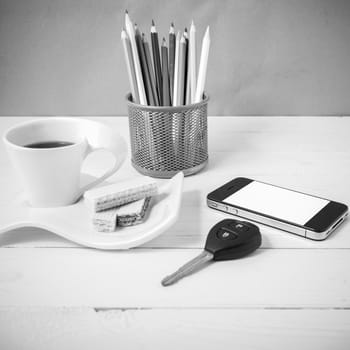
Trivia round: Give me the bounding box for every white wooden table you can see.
[0,117,349,349]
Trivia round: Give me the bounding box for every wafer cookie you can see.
[85,177,157,212]
[93,197,152,232]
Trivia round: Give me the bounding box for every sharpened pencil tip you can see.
[190,21,196,33]
[152,19,155,26]
[184,27,188,32]
[171,22,174,27]
[125,9,128,14]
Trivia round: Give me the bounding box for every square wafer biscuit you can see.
[93,197,152,232]
[84,177,157,212]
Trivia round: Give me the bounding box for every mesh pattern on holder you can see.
[127,94,209,178]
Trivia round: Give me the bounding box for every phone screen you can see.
[223,181,330,225]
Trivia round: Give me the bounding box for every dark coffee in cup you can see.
[24,141,75,149]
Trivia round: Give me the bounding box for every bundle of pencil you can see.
[121,11,210,106]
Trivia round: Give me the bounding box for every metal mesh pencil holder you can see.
[127,93,209,178]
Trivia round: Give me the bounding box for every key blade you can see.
[161,250,213,286]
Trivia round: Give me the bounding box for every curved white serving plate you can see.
[0,172,184,249]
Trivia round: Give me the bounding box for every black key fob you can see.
[204,219,261,261]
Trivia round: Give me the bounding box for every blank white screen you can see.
[224,181,329,225]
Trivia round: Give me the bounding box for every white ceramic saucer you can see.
[0,172,184,249]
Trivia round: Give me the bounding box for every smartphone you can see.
[207,177,348,240]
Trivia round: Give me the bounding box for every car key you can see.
[161,219,261,286]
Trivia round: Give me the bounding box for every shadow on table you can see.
[142,189,203,249]
[0,227,76,247]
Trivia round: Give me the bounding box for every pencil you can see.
[125,11,147,105]
[173,31,181,106]
[177,35,186,106]
[121,29,139,103]
[185,57,191,104]
[135,25,155,105]
[142,34,159,106]
[183,28,189,105]
[161,38,171,106]
[151,20,163,105]
[195,26,210,103]
[189,21,197,103]
[168,23,176,105]
[176,35,187,165]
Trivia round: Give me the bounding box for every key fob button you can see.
[230,222,250,232]
[217,228,238,240]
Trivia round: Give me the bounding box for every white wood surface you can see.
[0,117,350,349]
[1,309,349,350]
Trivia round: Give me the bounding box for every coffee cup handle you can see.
[75,131,127,201]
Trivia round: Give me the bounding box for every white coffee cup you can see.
[3,117,127,207]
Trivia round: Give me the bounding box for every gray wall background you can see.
[0,0,349,116]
